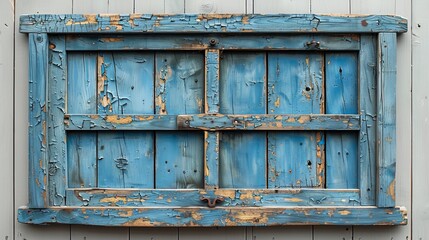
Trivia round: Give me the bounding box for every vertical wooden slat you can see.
[219,52,266,188]
[28,33,48,208]
[185,0,246,13]
[377,33,397,207]
[325,53,359,189]
[267,53,324,188]
[155,52,205,189]
[311,0,349,13]
[359,35,377,205]
[67,53,97,189]
[253,0,310,13]
[205,49,220,189]
[48,36,67,205]
[97,52,155,188]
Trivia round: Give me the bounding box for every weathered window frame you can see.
[18,14,407,226]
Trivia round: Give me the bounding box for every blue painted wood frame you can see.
[20,14,407,226]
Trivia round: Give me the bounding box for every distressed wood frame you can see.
[19,14,407,226]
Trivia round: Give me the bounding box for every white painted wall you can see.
[0,0,421,239]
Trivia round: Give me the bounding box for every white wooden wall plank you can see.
[350,0,395,14]
[15,0,72,239]
[246,0,253,14]
[131,228,178,240]
[254,0,310,14]
[165,0,185,14]
[311,0,349,14]
[108,0,134,13]
[185,0,245,13]
[313,226,352,240]
[71,226,129,240]
[252,226,312,240]
[0,0,14,239]
[179,228,246,240]
[412,0,429,238]
[135,0,166,13]
[73,0,109,13]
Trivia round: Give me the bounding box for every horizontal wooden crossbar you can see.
[177,114,360,131]
[64,114,360,131]
[65,188,360,207]
[18,206,407,226]
[20,14,407,33]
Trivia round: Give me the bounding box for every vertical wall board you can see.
[48,36,67,206]
[358,35,377,205]
[135,0,166,13]
[252,226,312,239]
[377,33,397,207]
[165,0,185,13]
[131,228,179,240]
[97,52,155,188]
[28,33,49,208]
[267,53,324,188]
[0,0,14,238]
[313,226,352,240]
[72,0,109,13]
[246,0,253,14]
[107,0,134,13]
[155,52,205,189]
[219,52,266,188]
[71,226,129,240]
[254,0,310,13]
[67,53,97,189]
[15,0,72,238]
[185,0,245,13]
[350,0,395,14]
[311,0,349,14]
[325,53,359,189]
[412,0,429,238]
[179,228,246,239]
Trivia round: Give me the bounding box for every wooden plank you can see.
[47,36,67,206]
[359,35,377,205]
[311,0,349,14]
[18,206,407,226]
[313,226,352,240]
[155,52,205,189]
[131,228,178,240]
[67,53,97,189]
[19,14,408,33]
[185,0,245,13]
[65,34,361,51]
[65,189,360,207]
[219,52,266,188]
[178,114,360,131]
[0,0,14,237]
[134,0,165,14]
[28,33,48,208]
[179,227,246,240]
[107,0,134,14]
[96,52,155,188]
[252,226,312,240]
[71,225,128,240]
[377,33,397,207]
[351,0,396,14]
[72,0,108,13]
[65,114,177,130]
[254,0,310,14]
[325,53,359,189]
[267,53,324,188]
[206,49,220,113]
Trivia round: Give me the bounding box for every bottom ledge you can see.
[18,206,407,226]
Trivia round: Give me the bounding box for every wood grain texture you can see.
[19,14,408,33]
[377,33,397,207]
[219,52,266,188]
[28,33,48,208]
[48,36,67,205]
[0,0,14,238]
[67,53,97,189]
[18,206,407,226]
[325,53,359,189]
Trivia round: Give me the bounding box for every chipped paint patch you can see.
[105,115,133,124]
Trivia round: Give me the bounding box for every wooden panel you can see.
[107,0,134,14]
[19,206,407,226]
[253,226,312,240]
[219,52,266,188]
[254,0,310,13]
[65,34,361,51]
[131,228,178,240]
[185,0,245,13]
[0,0,14,237]
[72,0,109,13]
[71,225,128,240]
[313,226,352,240]
[359,35,377,205]
[67,53,97,189]
[28,33,48,208]
[351,0,396,14]
[155,52,205,189]
[96,52,155,188]
[179,227,246,239]
[267,53,324,188]
[135,0,165,13]
[377,33,397,207]
[311,0,349,14]
[325,53,359,189]
[19,14,408,33]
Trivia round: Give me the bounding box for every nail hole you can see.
[305,86,311,91]
[339,67,343,73]
[307,160,312,166]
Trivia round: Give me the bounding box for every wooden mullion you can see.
[28,33,49,208]
[204,49,220,189]
[377,33,397,207]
